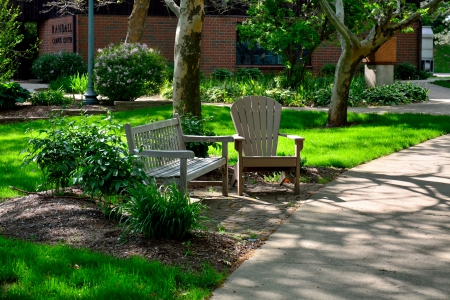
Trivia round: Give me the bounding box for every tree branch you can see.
[317,0,359,48]
[164,0,180,18]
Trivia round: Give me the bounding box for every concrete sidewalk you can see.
[212,134,450,299]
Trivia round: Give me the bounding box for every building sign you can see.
[52,22,73,44]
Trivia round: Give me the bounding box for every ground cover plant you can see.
[0,236,225,299]
[193,70,428,108]
[2,105,450,200]
[32,52,87,83]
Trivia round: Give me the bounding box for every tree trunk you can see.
[327,48,361,126]
[172,0,204,117]
[125,0,151,43]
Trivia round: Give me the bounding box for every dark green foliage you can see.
[180,114,218,158]
[394,62,430,80]
[32,52,87,82]
[0,82,30,110]
[115,181,207,239]
[235,68,263,79]
[28,88,72,106]
[211,68,234,80]
[357,82,429,106]
[320,63,336,76]
[23,113,148,197]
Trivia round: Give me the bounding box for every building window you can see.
[236,40,283,65]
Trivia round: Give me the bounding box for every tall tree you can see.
[239,0,334,88]
[317,0,446,127]
[164,0,205,117]
[125,0,151,43]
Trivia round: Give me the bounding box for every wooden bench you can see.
[124,114,233,196]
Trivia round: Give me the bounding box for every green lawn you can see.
[434,44,450,73]
[2,105,450,199]
[431,79,450,89]
[0,237,224,299]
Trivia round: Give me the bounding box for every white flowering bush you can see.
[94,43,167,101]
[31,52,86,82]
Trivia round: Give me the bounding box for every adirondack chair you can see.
[230,96,305,195]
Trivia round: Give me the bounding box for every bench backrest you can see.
[230,96,281,157]
[124,114,186,169]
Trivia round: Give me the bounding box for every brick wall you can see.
[38,15,421,75]
[311,22,421,72]
[38,16,75,55]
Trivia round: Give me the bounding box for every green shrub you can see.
[201,86,230,103]
[94,43,167,101]
[320,63,336,76]
[114,181,207,239]
[180,114,218,158]
[32,52,87,82]
[23,113,148,197]
[0,82,30,110]
[264,88,301,107]
[211,68,234,80]
[394,62,430,80]
[313,85,333,107]
[235,68,263,79]
[28,88,72,106]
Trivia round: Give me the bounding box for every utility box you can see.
[422,26,434,73]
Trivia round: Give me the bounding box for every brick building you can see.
[17,0,422,77]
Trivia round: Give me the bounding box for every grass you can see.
[434,44,450,73]
[431,79,450,89]
[3,105,450,200]
[0,236,224,299]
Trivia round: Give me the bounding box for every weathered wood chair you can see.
[125,114,233,196]
[230,96,305,195]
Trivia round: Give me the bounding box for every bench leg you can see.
[221,164,228,196]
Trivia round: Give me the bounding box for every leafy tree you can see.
[317,0,446,127]
[0,0,38,82]
[239,0,334,88]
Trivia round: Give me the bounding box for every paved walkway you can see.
[212,82,450,299]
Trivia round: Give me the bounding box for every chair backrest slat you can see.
[231,96,281,157]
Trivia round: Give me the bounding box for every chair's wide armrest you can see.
[279,133,305,141]
[183,135,234,143]
[233,134,245,141]
[135,149,195,159]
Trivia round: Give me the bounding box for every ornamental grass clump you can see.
[115,181,207,239]
[94,43,167,101]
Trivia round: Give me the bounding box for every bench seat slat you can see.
[147,158,225,180]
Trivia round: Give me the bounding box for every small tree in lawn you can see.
[0,0,38,82]
[317,0,446,127]
[238,0,334,88]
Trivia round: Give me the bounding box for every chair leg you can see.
[294,166,300,195]
[221,164,228,196]
[237,163,243,196]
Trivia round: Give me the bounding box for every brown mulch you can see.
[0,104,346,275]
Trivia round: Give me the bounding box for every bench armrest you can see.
[134,149,195,159]
[183,135,234,143]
